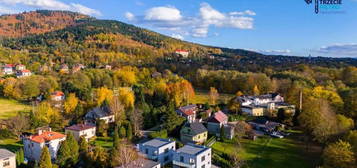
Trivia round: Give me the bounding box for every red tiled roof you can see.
[178,105,197,116]
[52,91,64,96]
[66,124,95,131]
[29,131,66,143]
[4,64,14,68]
[21,69,31,73]
[208,111,228,123]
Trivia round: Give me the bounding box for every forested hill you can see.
[0,10,90,38]
[0,10,356,70]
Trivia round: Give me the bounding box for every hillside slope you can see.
[0,10,90,38]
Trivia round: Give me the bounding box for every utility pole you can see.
[299,90,303,111]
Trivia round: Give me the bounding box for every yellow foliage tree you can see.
[95,87,113,106]
[209,87,219,105]
[118,87,135,109]
[34,102,59,125]
[253,85,260,96]
[64,93,79,115]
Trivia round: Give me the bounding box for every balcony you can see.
[173,160,195,168]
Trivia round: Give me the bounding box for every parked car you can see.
[270,132,284,138]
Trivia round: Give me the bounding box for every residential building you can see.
[2,64,14,75]
[176,105,197,123]
[16,69,32,78]
[22,127,66,161]
[15,64,26,71]
[138,138,176,166]
[65,124,96,141]
[241,106,264,116]
[59,64,69,74]
[51,91,65,101]
[173,144,212,168]
[0,149,16,168]
[175,50,189,58]
[116,158,161,168]
[180,122,207,144]
[207,111,234,139]
[72,64,85,73]
[248,118,284,133]
[85,106,115,124]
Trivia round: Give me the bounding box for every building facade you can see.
[173,144,212,168]
[180,122,208,144]
[0,149,16,168]
[22,127,66,161]
[138,138,176,166]
[176,105,197,123]
[65,124,96,141]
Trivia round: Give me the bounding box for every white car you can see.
[270,132,284,138]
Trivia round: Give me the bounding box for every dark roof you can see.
[142,138,174,148]
[184,122,207,135]
[0,149,15,159]
[176,144,209,155]
[85,106,113,119]
[65,124,95,131]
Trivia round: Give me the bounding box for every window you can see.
[3,159,10,167]
[180,156,184,162]
[145,148,148,154]
[164,156,169,161]
[201,156,205,161]
[201,165,205,168]
[164,148,169,153]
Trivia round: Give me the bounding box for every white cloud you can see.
[171,33,184,40]
[0,0,101,16]
[126,2,255,38]
[315,43,357,57]
[70,3,101,16]
[125,12,135,21]
[246,48,291,55]
[229,10,256,16]
[0,6,19,14]
[144,6,182,21]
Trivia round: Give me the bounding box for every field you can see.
[0,98,31,119]
[212,133,320,168]
[192,91,235,105]
[91,137,113,149]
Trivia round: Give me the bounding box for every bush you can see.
[149,130,168,139]
[0,129,14,139]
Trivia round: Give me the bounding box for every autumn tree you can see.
[63,93,79,116]
[117,87,135,109]
[39,146,52,168]
[209,87,219,105]
[322,140,356,168]
[253,85,260,96]
[109,96,125,124]
[130,108,143,136]
[95,87,113,106]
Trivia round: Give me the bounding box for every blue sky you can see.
[0,0,357,58]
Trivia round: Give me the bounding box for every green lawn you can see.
[192,91,234,105]
[91,137,113,149]
[0,98,31,119]
[0,138,23,152]
[212,135,320,168]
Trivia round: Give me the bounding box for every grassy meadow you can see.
[0,98,31,119]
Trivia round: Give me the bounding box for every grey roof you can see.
[142,138,173,148]
[0,149,16,159]
[186,122,207,135]
[176,144,209,155]
[85,106,112,119]
[116,158,160,168]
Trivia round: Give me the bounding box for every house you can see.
[175,50,189,58]
[180,122,208,144]
[72,64,85,73]
[85,106,115,124]
[15,64,26,71]
[116,158,161,168]
[51,91,65,101]
[176,105,197,123]
[173,144,212,168]
[241,106,264,116]
[151,72,162,78]
[105,65,112,70]
[0,149,16,168]
[248,118,284,133]
[2,64,14,75]
[65,124,96,141]
[16,69,32,78]
[207,111,234,139]
[22,127,66,161]
[138,138,176,166]
[59,64,69,74]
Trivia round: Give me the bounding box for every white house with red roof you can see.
[51,91,65,101]
[65,124,96,141]
[176,104,197,123]
[175,49,189,58]
[22,127,66,161]
[207,111,234,139]
[16,69,32,78]
[16,64,26,71]
[2,64,14,75]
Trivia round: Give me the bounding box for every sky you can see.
[0,0,357,58]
